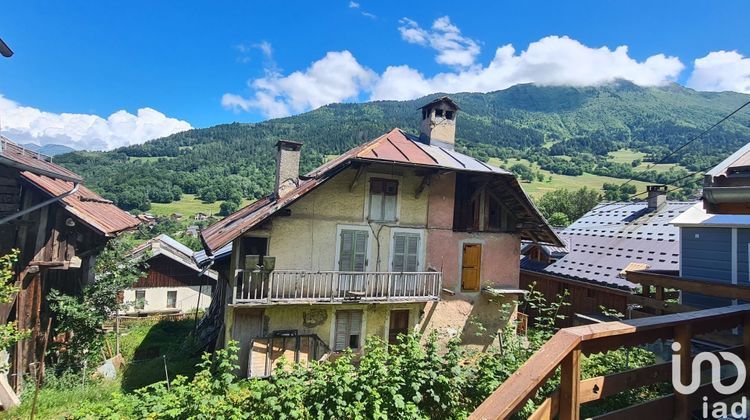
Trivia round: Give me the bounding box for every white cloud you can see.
[222,50,376,118]
[687,50,750,93]
[398,16,480,68]
[0,95,192,150]
[235,40,273,63]
[348,1,359,8]
[225,17,687,117]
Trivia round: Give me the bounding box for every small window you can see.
[435,109,444,118]
[445,110,454,120]
[338,229,369,272]
[135,290,145,310]
[392,232,420,272]
[334,310,362,351]
[167,291,177,308]
[369,178,398,221]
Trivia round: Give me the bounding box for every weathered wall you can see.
[253,166,430,272]
[123,285,212,312]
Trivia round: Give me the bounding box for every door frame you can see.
[460,240,483,292]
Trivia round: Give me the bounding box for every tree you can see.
[0,250,30,371]
[49,240,145,371]
[547,212,570,227]
[219,201,239,216]
[536,187,602,223]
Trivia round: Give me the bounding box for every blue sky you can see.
[1,0,749,150]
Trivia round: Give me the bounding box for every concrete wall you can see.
[124,285,212,313]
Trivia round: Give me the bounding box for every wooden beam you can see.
[559,348,581,420]
[349,165,366,192]
[626,294,697,314]
[628,270,750,301]
[414,175,431,199]
[673,324,692,420]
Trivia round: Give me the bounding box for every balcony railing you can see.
[232,270,442,305]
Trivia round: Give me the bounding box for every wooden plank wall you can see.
[520,270,629,326]
[132,255,211,288]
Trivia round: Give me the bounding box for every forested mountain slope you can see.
[54,81,750,211]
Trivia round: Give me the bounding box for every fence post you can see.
[559,347,581,420]
[674,324,692,419]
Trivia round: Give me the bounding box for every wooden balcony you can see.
[469,303,750,420]
[232,270,442,305]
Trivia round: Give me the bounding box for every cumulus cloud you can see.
[348,1,359,8]
[0,95,192,150]
[687,50,750,93]
[398,16,480,68]
[222,50,376,118]
[224,17,687,117]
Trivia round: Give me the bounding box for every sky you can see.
[1,0,750,150]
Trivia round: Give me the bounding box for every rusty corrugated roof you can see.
[21,171,140,236]
[201,128,559,254]
[0,137,82,182]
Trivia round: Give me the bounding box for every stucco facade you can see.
[124,285,212,313]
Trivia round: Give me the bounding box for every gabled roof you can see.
[201,128,559,254]
[0,136,81,182]
[418,96,460,110]
[705,140,750,185]
[544,201,695,290]
[21,171,140,236]
[131,234,217,280]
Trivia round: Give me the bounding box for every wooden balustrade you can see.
[469,304,750,420]
[233,270,442,305]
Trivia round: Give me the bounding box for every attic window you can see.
[445,110,454,120]
[435,109,444,118]
[369,178,398,221]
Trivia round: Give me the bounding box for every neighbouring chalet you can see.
[0,137,139,391]
[669,141,750,308]
[126,234,215,314]
[521,186,695,322]
[198,97,561,377]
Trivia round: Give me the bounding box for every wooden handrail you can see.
[469,304,750,420]
[627,270,750,301]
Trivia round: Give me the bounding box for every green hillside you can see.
[54,81,750,212]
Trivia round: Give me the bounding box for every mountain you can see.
[54,82,750,212]
[22,143,76,156]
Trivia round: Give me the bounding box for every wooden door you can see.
[233,309,264,377]
[461,244,482,291]
[388,310,410,344]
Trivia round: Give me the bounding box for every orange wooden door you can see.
[461,244,482,291]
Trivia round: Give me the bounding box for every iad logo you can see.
[671,342,747,418]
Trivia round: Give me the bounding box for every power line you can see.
[618,100,750,188]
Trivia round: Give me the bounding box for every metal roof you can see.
[131,234,217,280]
[201,128,558,254]
[193,242,232,267]
[544,201,695,290]
[0,136,81,182]
[21,171,140,236]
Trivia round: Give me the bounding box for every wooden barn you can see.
[0,137,139,391]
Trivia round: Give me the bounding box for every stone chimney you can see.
[646,185,668,210]
[274,140,303,198]
[418,96,459,149]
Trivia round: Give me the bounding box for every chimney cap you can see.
[646,184,668,193]
[275,140,303,151]
[417,96,460,111]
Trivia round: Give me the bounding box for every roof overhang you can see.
[671,201,750,228]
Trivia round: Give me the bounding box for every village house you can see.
[198,97,560,376]
[0,136,140,392]
[520,186,695,322]
[125,234,215,314]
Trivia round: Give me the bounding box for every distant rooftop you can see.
[544,200,695,289]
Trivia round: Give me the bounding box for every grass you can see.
[6,317,202,419]
[150,194,252,218]
[608,148,682,173]
[489,157,656,199]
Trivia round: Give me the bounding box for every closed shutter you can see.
[334,310,363,351]
[392,233,420,272]
[339,229,368,272]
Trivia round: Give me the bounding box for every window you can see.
[368,178,398,221]
[338,229,368,272]
[135,290,145,310]
[392,232,420,272]
[445,110,454,120]
[435,109,444,118]
[334,310,362,351]
[388,310,410,344]
[167,291,177,308]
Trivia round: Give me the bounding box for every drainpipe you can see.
[0,183,80,226]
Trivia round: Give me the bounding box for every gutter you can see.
[703,186,750,204]
[0,182,79,225]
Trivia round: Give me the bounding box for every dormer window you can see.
[369,178,398,221]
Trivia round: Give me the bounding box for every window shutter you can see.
[392,233,420,272]
[339,229,368,272]
[334,312,349,351]
[349,311,362,347]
